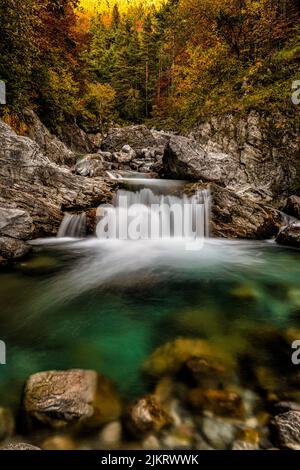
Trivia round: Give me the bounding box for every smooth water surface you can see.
[0,237,300,407]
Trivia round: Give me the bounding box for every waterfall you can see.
[58,213,86,238]
[96,184,211,242]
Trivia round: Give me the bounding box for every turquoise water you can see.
[0,237,300,407]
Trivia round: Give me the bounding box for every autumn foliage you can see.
[0,0,299,132]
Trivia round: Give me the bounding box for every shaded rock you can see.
[162,430,194,449]
[59,122,97,154]
[1,442,41,450]
[127,395,172,436]
[200,414,239,449]
[0,408,14,441]
[276,223,300,248]
[188,389,245,419]
[23,109,75,166]
[283,195,300,219]
[41,435,76,450]
[0,237,31,260]
[144,338,230,378]
[23,369,121,430]
[101,125,157,152]
[273,411,300,450]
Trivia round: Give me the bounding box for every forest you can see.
[0,0,299,134]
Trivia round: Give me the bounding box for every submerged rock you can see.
[199,413,239,449]
[23,369,121,430]
[144,338,230,378]
[127,395,172,436]
[41,434,76,450]
[0,408,14,441]
[232,440,258,450]
[276,223,300,248]
[188,389,245,419]
[184,355,233,387]
[99,420,122,446]
[273,411,300,450]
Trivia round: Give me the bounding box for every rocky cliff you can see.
[164,110,300,204]
[0,119,113,263]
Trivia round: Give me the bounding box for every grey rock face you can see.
[273,411,300,450]
[0,119,112,259]
[189,111,299,203]
[164,135,238,185]
[23,109,76,166]
[23,369,121,430]
[101,125,157,152]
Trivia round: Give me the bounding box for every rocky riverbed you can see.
[2,330,300,451]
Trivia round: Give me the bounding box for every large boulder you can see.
[23,369,122,430]
[209,183,282,239]
[0,119,113,259]
[164,135,238,185]
[186,183,282,239]
[276,223,300,248]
